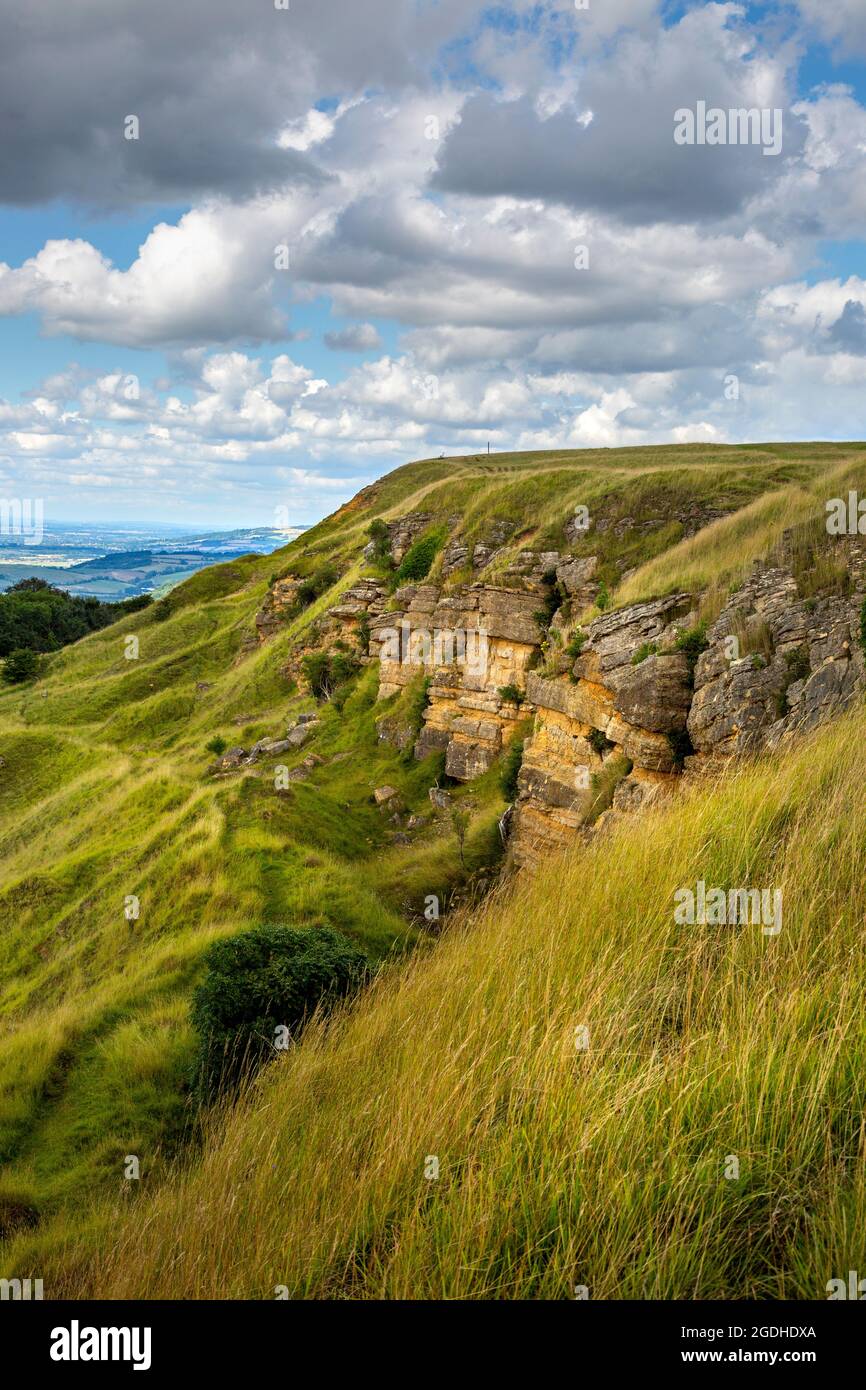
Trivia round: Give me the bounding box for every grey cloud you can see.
[0,0,421,207]
[324,323,383,351]
[528,305,761,376]
[825,300,866,354]
[432,91,802,225]
[796,0,866,58]
[432,9,804,225]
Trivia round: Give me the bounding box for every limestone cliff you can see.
[260,501,866,872]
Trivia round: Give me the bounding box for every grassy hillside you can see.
[17,701,866,1299]
[2,441,866,1293]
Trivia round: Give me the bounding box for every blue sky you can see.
[1,0,865,528]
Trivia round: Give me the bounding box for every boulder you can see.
[373,785,400,805]
[211,747,247,772]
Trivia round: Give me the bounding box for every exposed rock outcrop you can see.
[255,576,300,641]
[687,537,866,762]
[263,505,866,871]
[511,536,866,864]
[370,581,543,776]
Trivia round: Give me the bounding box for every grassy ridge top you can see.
[1,440,865,1286]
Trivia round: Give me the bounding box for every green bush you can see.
[674,621,709,680]
[2,647,40,684]
[584,754,632,824]
[301,649,360,701]
[498,684,524,706]
[631,641,657,665]
[588,728,614,757]
[366,519,393,567]
[191,924,368,1103]
[405,675,431,742]
[295,565,338,610]
[206,736,227,757]
[393,529,445,586]
[775,645,811,717]
[566,628,586,658]
[0,577,146,657]
[500,740,525,801]
[532,575,563,631]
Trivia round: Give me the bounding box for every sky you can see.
[0,0,865,529]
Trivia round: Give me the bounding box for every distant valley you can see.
[0,523,307,600]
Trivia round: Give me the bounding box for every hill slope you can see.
[19,701,866,1299]
[2,441,866,1295]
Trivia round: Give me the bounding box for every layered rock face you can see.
[324,578,389,641]
[255,576,300,641]
[370,582,543,778]
[512,536,866,865]
[512,596,695,866]
[687,537,866,762]
[264,511,866,870]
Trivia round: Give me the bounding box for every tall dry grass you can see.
[29,703,866,1300]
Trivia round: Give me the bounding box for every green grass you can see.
[13,699,866,1299]
[2,440,866,1294]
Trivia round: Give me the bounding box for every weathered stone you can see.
[526,671,614,729]
[415,726,451,759]
[517,763,585,811]
[605,715,676,773]
[373,785,400,805]
[255,576,300,641]
[387,513,432,564]
[611,770,674,813]
[584,594,693,675]
[610,652,692,734]
[446,739,498,779]
[261,737,294,755]
[211,747,247,772]
[555,555,598,599]
[376,713,415,752]
[442,540,469,576]
[286,724,314,747]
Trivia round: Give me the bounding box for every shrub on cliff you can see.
[302,649,360,701]
[498,684,524,706]
[500,739,525,801]
[191,924,367,1104]
[295,565,338,609]
[367,519,393,567]
[673,621,709,681]
[393,527,446,586]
